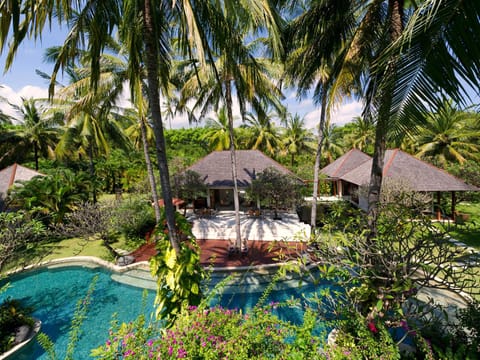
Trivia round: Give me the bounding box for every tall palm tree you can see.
[285,0,361,231]
[343,116,376,153]
[4,97,62,170]
[411,100,480,167]
[178,16,284,249]
[200,107,234,151]
[243,108,282,157]
[281,113,315,167]
[321,120,344,166]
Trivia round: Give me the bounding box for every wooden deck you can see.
[130,239,307,268]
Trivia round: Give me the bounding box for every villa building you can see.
[320,148,479,219]
[186,149,299,210]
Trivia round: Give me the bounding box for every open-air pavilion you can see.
[320,148,479,220]
[186,149,298,210]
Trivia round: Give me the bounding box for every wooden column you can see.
[451,191,456,221]
[436,191,442,220]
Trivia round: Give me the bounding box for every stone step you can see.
[111,272,157,291]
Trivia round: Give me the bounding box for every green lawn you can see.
[447,202,480,250]
[3,235,136,274]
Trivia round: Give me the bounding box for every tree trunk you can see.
[310,88,328,233]
[143,0,180,253]
[367,0,404,237]
[140,116,161,223]
[34,143,39,171]
[87,139,97,203]
[225,80,242,249]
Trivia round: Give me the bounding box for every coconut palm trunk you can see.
[34,143,39,171]
[310,89,328,233]
[140,115,161,223]
[367,0,404,237]
[143,0,180,253]
[87,139,97,203]
[225,80,242,249]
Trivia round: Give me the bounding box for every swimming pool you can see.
[2,265,156,359]
[2,264,331,359]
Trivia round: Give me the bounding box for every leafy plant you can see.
[149,209,205,325]
[7,169,93,223]
[0,297,34,353]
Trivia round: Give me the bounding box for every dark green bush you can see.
[0,298,34,353]
[111,196,156,242]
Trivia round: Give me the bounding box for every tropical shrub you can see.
[91,303,323,359]
[247,167,304,219]
[0,211,46,271]
[417,300,480,359]
[0,297,34,353]
[110,196,156,242]
[324,309,400,360]
[7,169,93,223]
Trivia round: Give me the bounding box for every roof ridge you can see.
[383,148,398,176]
[332,149,355,177]
[8,163,18,188]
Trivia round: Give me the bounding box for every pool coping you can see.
[6,255,309,278]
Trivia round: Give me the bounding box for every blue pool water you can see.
[2,266,156,360]
[2,265,332,359]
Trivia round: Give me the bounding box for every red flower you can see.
[367,321,378,333]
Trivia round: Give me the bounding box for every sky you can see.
[0,28,362,131]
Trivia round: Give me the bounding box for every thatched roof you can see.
[327,149,479,192]
[187,150,296,188]
[320,148,372,179]
[0,164,44,209]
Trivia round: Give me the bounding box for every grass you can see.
[3,235,139,274]
[445,202,480,250]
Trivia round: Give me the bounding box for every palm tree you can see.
[243,108,282,157]
[178,13,284,249]
[411,100,480,167]
[320,120,344,166]
[200,107,234,151]
[281,113,315,167]
[344,116,375,154]
[285,0,361,231]
[4,97,62,170]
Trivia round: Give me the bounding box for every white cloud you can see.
[331,100,363,125]
[17,85,49,100]
[0,85,22,119]
[303,99,363,132]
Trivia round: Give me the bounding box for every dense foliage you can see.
[0,296,34,353]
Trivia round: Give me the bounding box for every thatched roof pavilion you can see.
[186,150,298,209]
[321,149,479,219]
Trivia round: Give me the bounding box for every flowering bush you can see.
[91,302,323,359]
[323,309,400,360]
